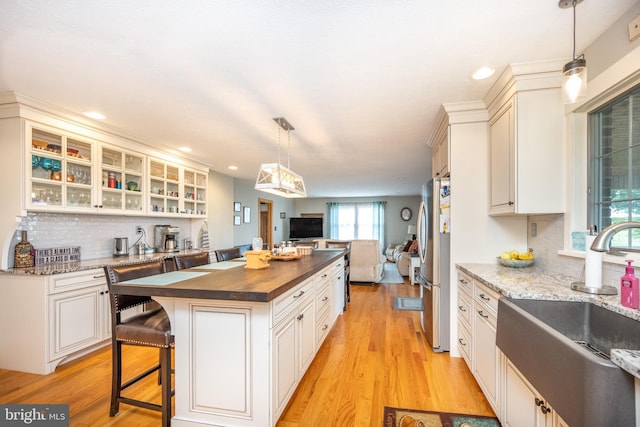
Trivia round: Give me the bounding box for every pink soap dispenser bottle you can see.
[621,260,639,309]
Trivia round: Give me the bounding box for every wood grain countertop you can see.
[111,249,346,302]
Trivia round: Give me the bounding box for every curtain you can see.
[327,201,386,249]
[327,202,340,238]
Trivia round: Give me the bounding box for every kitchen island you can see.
[114,250,347,427]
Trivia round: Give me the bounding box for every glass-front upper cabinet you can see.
[149,159,180,215]
[99,145,145,214]
[183,169,208,217]
[28,124,95,212]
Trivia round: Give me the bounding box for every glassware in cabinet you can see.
[28,126,95,212]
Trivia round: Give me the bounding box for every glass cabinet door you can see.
[29,126,94,211]
[99,146,144,213]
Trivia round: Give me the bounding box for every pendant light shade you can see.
[254,117,307,198]
[560,0,587,104]
[255,162,307,198]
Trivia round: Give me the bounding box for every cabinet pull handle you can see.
[293,290,305,299]
[459,278,468,284]
[321,274,328,278]
[508,201,514,205]
[478,310,488,319]
[100,291,104,295]
[458,338,466,346]
[458,305,466,312]
[535,397,544,407]
[322,296,328,302]
[479,293,490,301]
[540,405,551,415]
[297,313,304,320]
[93,275,105,279]
[322,324,328,331]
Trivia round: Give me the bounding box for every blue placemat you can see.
[121,271,209,286]
[193,261,245,270]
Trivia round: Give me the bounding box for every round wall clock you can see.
[401,207,412,221]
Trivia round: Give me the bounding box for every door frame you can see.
[258,198,273,249]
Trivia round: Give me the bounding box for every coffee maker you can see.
[155,225,180,253]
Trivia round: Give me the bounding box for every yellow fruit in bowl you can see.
[509,250,519,260]
[517,249,534,260]
[500,252,511,260]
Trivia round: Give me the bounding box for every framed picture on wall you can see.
[234,202,241,212]
[243,206,251,223]
[234,215,241,226]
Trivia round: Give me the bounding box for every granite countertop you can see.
[457,263,640,380]
[0,249,210,275]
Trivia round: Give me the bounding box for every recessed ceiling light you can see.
[228,165,238,171]
[83,111,106,120]
[178,146,192,153]
[472,66,496,80]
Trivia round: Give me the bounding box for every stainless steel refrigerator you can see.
[417,177,450,352]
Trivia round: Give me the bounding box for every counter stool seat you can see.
[105,260,174,427]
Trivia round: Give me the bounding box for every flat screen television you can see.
[289,217,323,239]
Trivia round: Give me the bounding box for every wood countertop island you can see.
[112,249,345,302]
[118,249,347,427]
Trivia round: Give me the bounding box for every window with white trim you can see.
[589,85,640,250]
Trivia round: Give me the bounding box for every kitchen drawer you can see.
[473,281,500,314]
[272,277,314,325]
[316,310,331,348]
[457,290,472,329]
[457,270,473,298]
[457,322,472,367]
[48,268,106,294]
[315,282,331,316]
[315,265,332,286]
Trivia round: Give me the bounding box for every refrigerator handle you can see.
[417,201,426,264]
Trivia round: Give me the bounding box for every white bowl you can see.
[497,257,534,268]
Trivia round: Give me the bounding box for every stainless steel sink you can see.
[497,298,637,427]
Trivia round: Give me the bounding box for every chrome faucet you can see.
[590,221,640,252]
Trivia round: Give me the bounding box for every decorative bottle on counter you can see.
[14,230,35,268]
[621,259,639,309]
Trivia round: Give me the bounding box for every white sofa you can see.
[349,239,385,283]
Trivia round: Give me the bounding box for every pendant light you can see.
[560,0,587,104]
[254,117,307,198]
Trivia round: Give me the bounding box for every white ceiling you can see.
[1,1,637,197]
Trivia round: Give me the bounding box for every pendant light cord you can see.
[572,0,577,60]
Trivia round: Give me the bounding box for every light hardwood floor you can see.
[0,275,494,426]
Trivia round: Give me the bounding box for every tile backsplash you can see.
[13,213,193,261]
[528,213,632,288]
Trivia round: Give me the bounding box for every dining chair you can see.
[104,260,173,427]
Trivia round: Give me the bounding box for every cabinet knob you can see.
[535,397,544,407]
[321,274,327,278]
[540,405,551,415]
[508,201,514,206]
[297,313,304,321]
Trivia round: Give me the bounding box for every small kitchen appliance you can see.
[154,225,180,253]
[113,237,129,257]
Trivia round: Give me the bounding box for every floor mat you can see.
[379,262,404,284]
[393,297,423,311]
[383,406,501,427]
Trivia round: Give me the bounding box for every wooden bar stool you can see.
[104,260,174,427]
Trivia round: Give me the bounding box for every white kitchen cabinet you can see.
[272,278,315,419]
[28,123,96,213]
[473,289,499,412]
[183,168,207,216]
[48,268,111,363]
[98,144,145,214]
[485,64,564,216]
[503,359,569,427]
[431,128,450,178]
[456,271,473,367]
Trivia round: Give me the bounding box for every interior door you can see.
[259,198,273,249]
